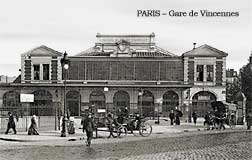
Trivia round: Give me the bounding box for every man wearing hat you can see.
[5,112,17,134]
[82,112,95,146]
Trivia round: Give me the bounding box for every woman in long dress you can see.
[28,115,39,135]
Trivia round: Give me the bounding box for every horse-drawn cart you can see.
[204,101,237,130]
[94,113,152,138]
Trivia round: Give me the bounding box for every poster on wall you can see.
[20,94,34,103]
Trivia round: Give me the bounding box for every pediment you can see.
[183,44,228,57]
[22,45,62,57]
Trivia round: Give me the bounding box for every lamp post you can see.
[60,51,70,137]
[104,87,109,113]
[138,90,143,117]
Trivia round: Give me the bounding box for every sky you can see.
[0,0,251,76]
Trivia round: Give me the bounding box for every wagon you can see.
[94,113,152,138]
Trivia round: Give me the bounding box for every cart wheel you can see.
[117,126,127,138]
[139,122,152,137]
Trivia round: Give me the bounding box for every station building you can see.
[0,33,228,118]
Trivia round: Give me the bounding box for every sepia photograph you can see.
[0,0,251,159]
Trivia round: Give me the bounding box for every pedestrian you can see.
[192,111,197,125]
[13,111,19,122]
[106,113,119,138]
[82,113,95,146]
[217,113,225,130]
[5,112,17,134]
[28,115,39,135]
[175,112,180,125]
[67,109,71,120]
[122,106,129,122]
[246,111,252,130]
[169,110,175,125]
[68,116,75,134]
[117,109,124,124]
[204,112,211,130]
[133,113,141,129]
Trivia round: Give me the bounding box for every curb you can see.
[0,137,34,142]
[0,126,250,143]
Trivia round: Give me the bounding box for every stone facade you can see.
[0,34,228,118]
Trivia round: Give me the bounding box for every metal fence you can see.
[0,105,61,132]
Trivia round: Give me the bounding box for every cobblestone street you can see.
[0,130,251,160]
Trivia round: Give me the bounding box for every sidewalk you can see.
[0,120,249,143]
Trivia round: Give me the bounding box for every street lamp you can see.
[60,51,70,137]
[138,90,143,117]
[104,87,109,112]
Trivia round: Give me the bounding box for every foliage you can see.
[240,62,252,111]
[241,63,252,101]
[226,77,241,103]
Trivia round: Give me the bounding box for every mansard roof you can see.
[75,47,97,56]
[76,33,177,57]
[21,45,62,57]
[182,44,228,57]
[76,46,177,57]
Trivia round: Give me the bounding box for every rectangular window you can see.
[196,65,204,81]
[33,65,40,80]
[206,65,214,81]
[43,64,49,80]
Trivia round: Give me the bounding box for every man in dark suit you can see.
[82,113,95,146]
[5,112,17,134]
[169,110,175,125]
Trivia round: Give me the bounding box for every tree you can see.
[226,77,240,103]
[240,62,252,111]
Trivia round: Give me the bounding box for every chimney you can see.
[193,43,196,49]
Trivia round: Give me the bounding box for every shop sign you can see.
[20,94,34,102]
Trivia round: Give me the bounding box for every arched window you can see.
[138,90,154,117]
[3,91,20,107]
[113,90,130,114]
[162,91,179,116]
[89,90,106,113]
[192,91,216,117]
[66,90,80,116]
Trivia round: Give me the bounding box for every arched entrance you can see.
[66,90,80,116]
[192,91,216,117]
[138,90,154,117]
[31,90,53,116]
[89,90,106,113]
[3,91,20,107]
[2,91,21,116]
[113,90,130,114]
[162,91,179,116]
